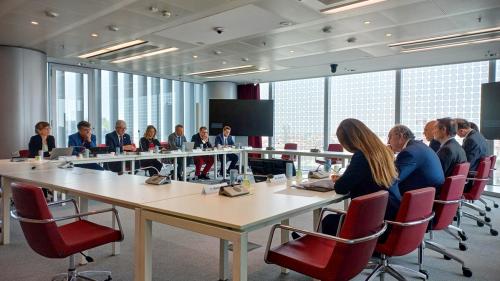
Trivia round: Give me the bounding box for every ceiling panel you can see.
[380,1,445,24]
[431,0,500,15]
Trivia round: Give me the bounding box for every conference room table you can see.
[0,159,348,281]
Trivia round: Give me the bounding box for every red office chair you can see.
[478,155,498,212]
[281,143,297,161]
[19,149,30,158]
[452,162,470,177]
[160,141,170,150]
[367,188,435,281]
[446,163,471,244]
[315,143,343,171]
[10,182,124,281]
[264,191,388,281]
[459,158,498,236]
[423,176,472,277]
[97,144,107,148]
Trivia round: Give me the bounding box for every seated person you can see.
[388,125,444,194]
[314,119,401,238]
[424,120,441,152]
[68,121,103,170]
[456,118,488,173]
[434,118,467,177]
[214,126,239,174]
[168,124,189,179]
[139,125,163,176]
[28,121,55,158]
[105,120,136,173]
[191,126,214,179]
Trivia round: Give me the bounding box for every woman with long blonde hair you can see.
[139,125,163,176]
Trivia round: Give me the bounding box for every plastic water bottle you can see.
[295,169,303,182]
[324,159,332,172]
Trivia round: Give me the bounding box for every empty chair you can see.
[424,175,472,277]
[19,149,29,158]
[264,191,388,281]
[478,155,498,212]
[281,143,297,161]
[315,143,343,170]
[10,182,124,281]
[460,158,498,236]
[367,187,435,281]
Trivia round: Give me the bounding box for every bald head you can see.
[423,120,437,141]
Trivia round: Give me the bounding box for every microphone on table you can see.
[119,166,170,185]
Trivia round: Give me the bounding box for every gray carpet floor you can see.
[1,196,500,281]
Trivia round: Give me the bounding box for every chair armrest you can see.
[465,178,489,181]
[434,199,463,205]
[264,223,387,263]
[385,212,434,227]
[47,198,79,214]
[316,207,347,232]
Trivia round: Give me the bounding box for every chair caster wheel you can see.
[477,221,484,227]
[479,211,486,216]
[444,255,451,260]
[458,231,468,241]
[104,276,112,281]
[459,243,467,251]
[453,216,458,221]
[419,269,429,279]
[462,267,472,277]
[494,203,499,208]
[486,206,492,212]
[485,217,491,223]
[490,229,498,236]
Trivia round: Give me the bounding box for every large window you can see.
[273,78,324,150]
[330,71,396,142]
[401,61,489,140]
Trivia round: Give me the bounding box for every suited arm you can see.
[28,137,38,158]
[334,153,364,195]
[395,150,418,182]
[463,139,479,165]
[214,135,222,146]
[437,147,453,176]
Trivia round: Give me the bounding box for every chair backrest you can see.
[325,191,389,280]
[11,182,66,258]
[464,158,491,200]
[97,144,107,148]
[281,143,298,161]
[327,143,343,163]
[433,176,467,230]
[160,141,170,150]
[451,162,470,177]
[488,155,496,178]
[376,187,435,257]
[19,149,29,158]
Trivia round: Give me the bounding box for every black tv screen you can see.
[481,82,500,139]
[209,99,274,136]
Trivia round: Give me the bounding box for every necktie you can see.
[177,136,181,147]
[119,136,123,147]
[224,137,227,145]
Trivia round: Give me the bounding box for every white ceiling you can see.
[0,0,499,83]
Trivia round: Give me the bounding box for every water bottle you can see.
[285,162,293,179]
[242,174,251,189]
[154,145,159,154]
[181,143,186,152]
[229,169,238,185]
[295,169,303,181]
[38,150,44,161]
[324,159,332,172]
[116,147,121,155]
[84,149,90,158]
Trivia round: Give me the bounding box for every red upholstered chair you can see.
[478,155,499,212]
[281,143,297,161]
[423,176,472,277]
[460,158,498,236]
[97,144,107,148]
[264,191,388,281]
[315,143,343,171]
[10,182,124,281]
[160,141,170,150]
[451,162,470,177]
[19,149,30,158]
[367,188,435,281]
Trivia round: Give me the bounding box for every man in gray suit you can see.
[168,124,188,178]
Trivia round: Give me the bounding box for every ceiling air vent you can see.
[95,44,159,61]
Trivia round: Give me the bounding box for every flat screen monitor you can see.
[480,82,500,139]
[209,99,274,136]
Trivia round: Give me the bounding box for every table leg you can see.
[131,160,136,175]
[183,157,187,181]
[214,155,218,179]
[173,157,177,181]
[313,208,321,232]
[232,232,248,281]
[222,154,227,179]
[219,239,229,281]
[122,161,126,173]
[61,192,66,206]
[112,204,120,256]
[79,197,89,265]
[244,152,249,175]
[280,219,290,274]
[238,152,242,174]
[135,208,152,281]
[344,198,350,211]
[53,190,58,202]
[297,156,301,170]
[1,177,11,245]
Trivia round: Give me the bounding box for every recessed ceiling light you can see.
[91,33,99,37]
[279,21,293,27]
[192,55,198,59]
[214,50,222,55]
[289,50,295,53]
[45,10,59,18]
[364,20,371,25]
[186,65,255,76]
[78,39,147,59]
[108,25,119,32]
[206,69,270,79]
[221,60,227,65]
[385,33,392,37]
[111,47,179,63]
[321,0,386,14]
[31,21,39,25]
[241,57,249,62]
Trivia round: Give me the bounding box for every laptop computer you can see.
[49,147,74,160]
[184,142,195,152]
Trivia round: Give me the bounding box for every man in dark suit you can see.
[68,121,103,170]
[191,126,214,179]
[435,118,467,177]
[214,126,239,173]
[168,124,188,178]
[388,125,444,194]
[424,120,441,152]
[105,120,136,172]
[456,118,488,172]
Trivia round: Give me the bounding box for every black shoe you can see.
[291,231,301,240]
[201,174,210,180]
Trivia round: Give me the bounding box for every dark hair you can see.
[223,126,231,131]
[390,125,415,141]
[199,126,208,131]
[77,121,91,130]
[35,121,50,134]
[175,124,183,129]
[455,118,470,130]
[470,122,479,132]
[437,117,457,137]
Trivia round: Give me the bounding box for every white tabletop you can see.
[143,181,346,231]
[244,148,353,158]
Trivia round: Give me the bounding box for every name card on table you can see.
[269,174,288,184]
[202,183,227,195]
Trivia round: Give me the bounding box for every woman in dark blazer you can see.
[28,121,56,158]
[139,125,163,176]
